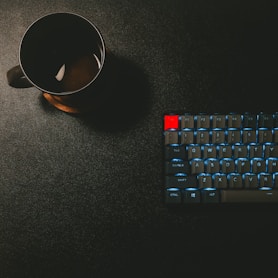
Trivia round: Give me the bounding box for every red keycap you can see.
[164,115,179,130]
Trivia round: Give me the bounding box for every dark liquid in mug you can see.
[58,53,100,92]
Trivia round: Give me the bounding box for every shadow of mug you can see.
[7,12,107,114]
[73,54,152,132]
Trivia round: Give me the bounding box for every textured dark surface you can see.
[1,0,278,277]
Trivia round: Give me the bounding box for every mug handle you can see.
[7,65,33,88]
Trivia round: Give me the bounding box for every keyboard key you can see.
[198,173,212,188]
[221,189,278,203]
[242,128,257,143]
[196,129,210,144]
[187,145,201,159]
[164,115,179,130]
[205,158,220,173]
[258,113,273,128]
[264,144,278,158]
[196,114,210,128]
[165,188,181,204]
[202,145,217,158]
[258,128,272,143]
[211,129,225,144]
[220,158,235,173]
[233,144,248,158]
[165,145,186,160]
[267,158,278,173]
[166,175,188,188]
[183,188,201,203]
[166,175,198,188]
[181,114,194,129]
[165,160,190,175]
[181,130,194,144]
[190,159,204,174]
[218,144,232,158]
[251,158,266,173]
[249,144,263,158]
[258,173,273,188]
[235,158,251,173]
[227,114,242,128]
[242,113,257,128]
[227,128,241,143]
[228,173,243,188]
[201,188,220,203]
[213,173,228,188]
[165,131,179,145]
[243,173,258,188]
[211,114,226,128]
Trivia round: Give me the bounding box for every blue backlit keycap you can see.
[201,189,220,203]
[165,188,181,204]
[183,188,201,203]
[165,145,186,160]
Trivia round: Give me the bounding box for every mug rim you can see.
[19,12,106,96]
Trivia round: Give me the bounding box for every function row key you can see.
[165,113,278,130]
[164,129,278,145]
[181,114,224,129]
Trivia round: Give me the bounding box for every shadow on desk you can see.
[40,53,152,132]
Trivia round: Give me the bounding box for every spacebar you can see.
[221,190,278,203]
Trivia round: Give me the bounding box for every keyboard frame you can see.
[163,111,278,207]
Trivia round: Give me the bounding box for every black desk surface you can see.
[1,0,278,277]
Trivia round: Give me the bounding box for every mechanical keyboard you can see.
[163,112,278,205]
